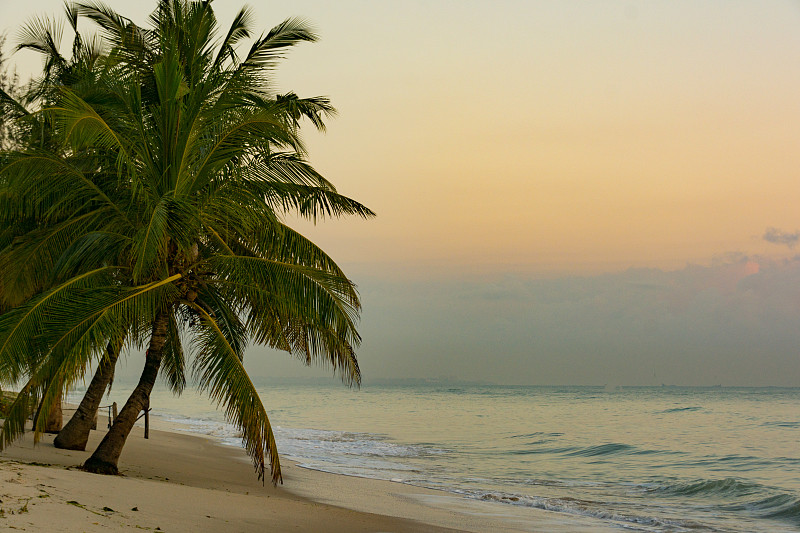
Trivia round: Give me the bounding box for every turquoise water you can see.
[91,383,800,532]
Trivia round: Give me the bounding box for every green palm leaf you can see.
[188,301,281,483]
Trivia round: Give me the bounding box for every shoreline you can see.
[0,419,613,532]
[0,425,463,532]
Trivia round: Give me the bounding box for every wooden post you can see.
[144,398,150,439]
[112,402,118,424]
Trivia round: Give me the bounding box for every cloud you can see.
[763,227,800,248]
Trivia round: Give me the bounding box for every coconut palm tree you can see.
[0,5,142,444]
[0,0,373,484]
[0,8,111,436]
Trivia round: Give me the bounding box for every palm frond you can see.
[239,155,376,220]
[73,1,150,67]
[187,111,300,195]
[131,199,170,282]
[213,6,253,68]
[160,310,186,394]
[241,221,349,278]
[243,18,317,70]
[273,93,335,132]
[0,269,182,386]
[15,15,66,78]
[203,255,362,385]
[0,151,130,224]
[0,379,39,450]
[188,301,281,484]
[54,88,133,173]
[0,266,118,384]
[0,209,116,306]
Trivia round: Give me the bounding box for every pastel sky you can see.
[2,1,800,386]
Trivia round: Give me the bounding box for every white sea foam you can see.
[157,414,442,478]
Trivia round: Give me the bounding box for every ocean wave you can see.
[726,494,800,524]
[658,406,704,414]
[757,496,800,522]
[651,478,762,497]
[160,415,448,467]
[520,478,566,487]
[648,480,800,526]
[507,432,564,439]
[277,427,447,459]
[683,454,773,470]
[461,490,707,531]
[564,443,636,457]
[510,445,579,455]
[512,441,674,458]
[761,421,800,428]
[160,415,242,440]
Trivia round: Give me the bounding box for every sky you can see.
[2,1,800,386]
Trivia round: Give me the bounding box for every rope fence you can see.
[57,401,151,438]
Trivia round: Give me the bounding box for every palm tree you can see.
[0,6,122,443]
[0,0,373,484]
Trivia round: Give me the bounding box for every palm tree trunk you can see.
[83,312,169,475]
[54,340,121,451]
[43,389,63,433]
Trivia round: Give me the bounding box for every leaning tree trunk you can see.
[83,312,169,475]
[43,389,63,433]
[54,341,121,451]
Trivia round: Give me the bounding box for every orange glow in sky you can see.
[3,0,800,279]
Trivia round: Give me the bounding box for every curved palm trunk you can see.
[54,340,121,450]
[43,389,63,433]
[83,312,169,475]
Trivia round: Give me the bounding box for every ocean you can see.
[81,382,800,532]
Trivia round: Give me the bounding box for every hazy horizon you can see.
[2,1,799,387]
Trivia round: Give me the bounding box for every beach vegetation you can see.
[0,34,25,152]
[0,0,371,484]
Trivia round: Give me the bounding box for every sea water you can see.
[85,383,800,532]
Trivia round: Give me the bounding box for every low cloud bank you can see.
[343,255,800,387]
[763,227,800,248]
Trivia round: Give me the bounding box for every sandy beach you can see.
[0,416,612,533]
[0,425,456,532]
